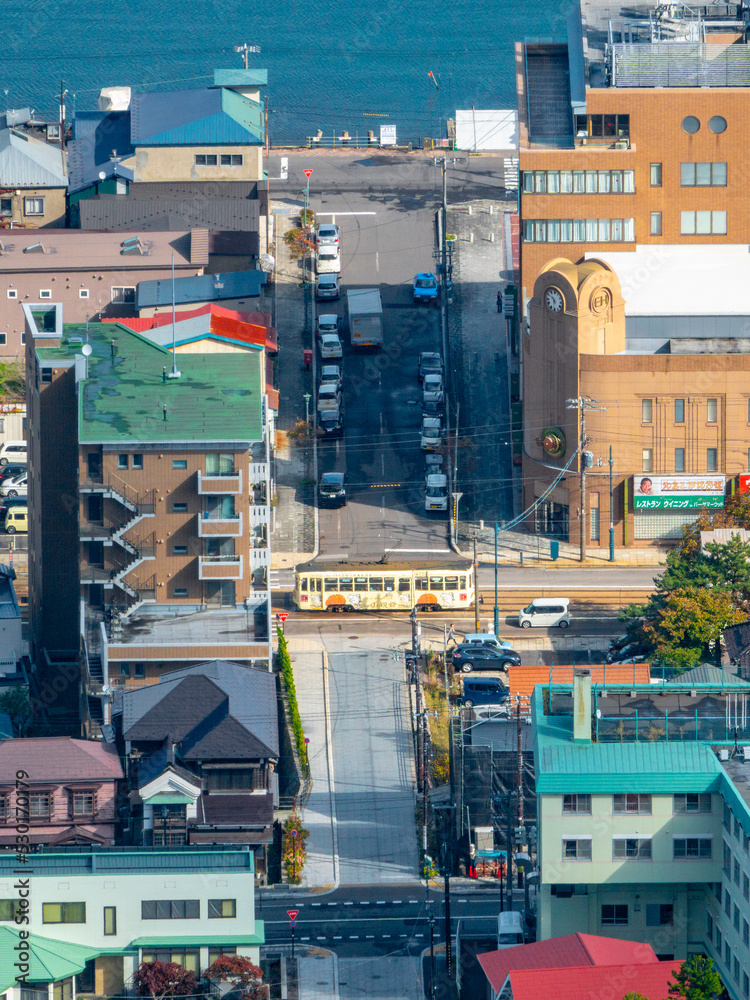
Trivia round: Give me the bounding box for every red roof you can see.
[0,737,123,783]
[478,933,658,992]
[507,665,651,705]
[105,303,277,351]
[509,962,680,1000]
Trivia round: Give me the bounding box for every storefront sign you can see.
[739,474,750,494]
[633,475,726,510]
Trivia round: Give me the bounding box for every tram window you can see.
[398,578,411,592]
[339,577,353,592]
[369,577,383,591]
[324,578,338,591]
[354,577,367,592]
[384,578,395,592]
[459,576,467,588]
[415,577,429,591]
[300,578,308,592]
[429,576,444,591]
[313,578,322,592]
[445,576,459,591]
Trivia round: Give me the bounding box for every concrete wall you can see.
[133,144,264,183]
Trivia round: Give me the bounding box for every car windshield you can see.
[416,277,436,288]
[523,604,534,614]
[322,475,343,487]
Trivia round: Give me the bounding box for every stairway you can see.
[88,655,103,685]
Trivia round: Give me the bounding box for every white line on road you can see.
[360,901,370,905]
[312,902,321,907]
[327,902,337,906]
[366,934,375,939]
[400,934,408,938]
[393,900,402,904]
[344,901,354,906]
[415,934,424,938]
[458,899,468,903]
[334,935,343,940]
[376,901,387,905]
[301,937,310,941]
[317,936,326,940]
[350,935,359,939]
[382,934,391,939]
[317,212,377,217]
[399,549,451,553]
[376,251,379,273]
[408,900,419,904]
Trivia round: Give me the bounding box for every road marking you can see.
[376,900,387,905]
[415,934,424,938]
[360,901,370,905]
[408,899,419,904]
[327,902,337,906]
[376,251,379,274]
[458,899,468,903]
[400,933,408,938]
[317,936,326,940]
[350,935,359,940]
[366,934,375,939]
[334,935,343,940]
[317,211,377,217]
[399,549,451,553]
[312,902,321,907]
[382,934,391,939]
[393,900,402,904]
[344,901,354,906]
[301,937,310,941]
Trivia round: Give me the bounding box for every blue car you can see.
[413,272,438,303]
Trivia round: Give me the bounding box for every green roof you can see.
[0,928,100,991]
[37,322,263,445]
[131,924,265,947]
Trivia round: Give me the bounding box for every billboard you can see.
[633,475,726,511]
[739,475,750,495]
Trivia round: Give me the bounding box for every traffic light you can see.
[514,826,525,843]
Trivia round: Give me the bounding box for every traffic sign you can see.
[287,909,299,921]
[303,169,313,178]
[278,612,289,622]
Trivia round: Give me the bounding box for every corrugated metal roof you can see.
[508,962,681,1000]
[189,228,209,266]
[136,269,266,308]
[0,127,68,187]
[0,229,195,273]
[67,110,134,193]
[130,87,263,146]
[79,195,260,236]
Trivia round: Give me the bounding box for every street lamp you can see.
[451,492,463,548]
[494,521,499,635]
[303,393,311,435]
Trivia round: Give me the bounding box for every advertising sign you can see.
[739,475,750,495]
[380,125,397,146]
[633,475,726,510]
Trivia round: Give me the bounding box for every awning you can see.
[0,928,102,992]
[130,926,265,948]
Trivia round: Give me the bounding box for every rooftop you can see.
[0,737,123,783]
[130,87,263,146]
[67,110,134,193]
[136,269,266,309]
[33,321,264,445]
[508,961,681,1000]
[0,127,68,188]
[114,308,276,354]
[0,229,206,272]
[78,195,260,237]
[108,608,270,651]
[0,843,255,875]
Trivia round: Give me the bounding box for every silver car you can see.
[320,365,342,388]
[316,274,340,301]
[316,223,340,246]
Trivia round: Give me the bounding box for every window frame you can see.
[562,793,592,815]
[208,898,237,919]
[110,286,136,304]
[673,836,712,860]
[23,197,44,216]
[42,902,86,924]
[562,837,592,861]
[601,903,628,925]
[650,163,662,187]
[612,836,652,860]
[141,899,200,920]
[103,905,116,936]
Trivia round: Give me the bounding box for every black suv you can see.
[452,643,521,673]
[459,678,509,708]
[318,472,346,508]
[418,352,443,382]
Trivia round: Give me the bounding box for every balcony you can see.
[248,505,269,527]
[249,547,270,570]
[199,555,243,581]
[198,513,244,538]
[197,470,243,495]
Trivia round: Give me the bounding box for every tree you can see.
[0,687,32,736]
[205,955,268,1000]
[643,587,745,665]
[668,956,722,1000]
[0,361,24,401]
[622,993,650,1000]
[132,961,198,1000]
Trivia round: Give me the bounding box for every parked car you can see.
[317,383,342,412]
[424,473,448,512]
[320,365,342,388]
[459,677,509,708]
[462,632,514,652]
[316,274,341,301]
[518,598,570,629]
[316,245,341,274]
[413,272,438,303]
[319,333,343,359]
[420,416,442,451]
[607,643,643,664]
[452,644,521,673]
[423,373,444,403]
[0,473,27,498]
[0,496,27,512]
[1,505,27,534]
[318,472,347,508]
[317,314,341,337]
[0,442,26,466]
[318,409,344,438]
[0,463,27,483]
[418,352,443,382]
[316,223,340,246]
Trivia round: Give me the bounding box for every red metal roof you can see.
[478,933,658,993]
[105,303,276,351]
[0,737,123,783]
[508,962,680,1000]
[507,665,651,705]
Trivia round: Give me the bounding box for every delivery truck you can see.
[346,288,383,348]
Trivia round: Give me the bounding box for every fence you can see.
[595,711,750,743]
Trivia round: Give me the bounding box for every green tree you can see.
[643,587,745,669]
[668,955,722,1000]
[622,993,650,1000]
[0,686,32,736]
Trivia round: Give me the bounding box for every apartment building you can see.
[24,303,273,729]
[531,668,750,1000]
[0,844,263,998]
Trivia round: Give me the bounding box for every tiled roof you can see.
[35,321,264,445]
[478,933,658,993]
[0,128,68,187]
[130,88,263,146]
[0,229,200,272]
[183,714,276,760]
[507,664,651,703]
[0,737,123,782]
[196,791,273,826]
[508,962,681,1000]
[123,674,228,742]
[136,269,266,309]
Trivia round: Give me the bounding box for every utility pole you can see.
[430,913,436,999]
[59,80,67,152]
[493,521,499,636]
[566,395,606,563]
[473,535,480,631]
[609,445,615,563]
[516,695,524,827]
[264,94,271,256]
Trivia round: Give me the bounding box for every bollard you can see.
[489,205,494,215]
[469,233,474,243]
[468,205,473,215]
[519,551,524,565]
[490,233,495,243]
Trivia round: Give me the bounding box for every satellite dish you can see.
[98,171,106,180]
[81,344,92,356]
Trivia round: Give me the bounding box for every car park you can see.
[318,472,347,508]
[0,442,26,466]
[317,383,342,412]
[320,365,342,388]
[316,245,341,274]
[458,677,509,708]
[452,643,521,673]
[420,416,442,451]
[319,333,343,359]
[413,272,438,303]
[519,598,570,628]
[0,463,27,483]
[316,223,340,246]
[0,473,27,498]
[318,410,344,438]
[1,505,27,534]
[315,274,341,301]
[418,352,443,382]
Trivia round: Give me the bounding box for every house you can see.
[113,659,278,878]
[0,124,68,229]
[0,228,206,358]
[0,737,123,846]
[24,304,273,735]
[0,844,263,998]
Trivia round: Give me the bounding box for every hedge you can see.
[276,627,309,770]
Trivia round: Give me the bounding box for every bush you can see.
[276,628,308,769]
[282,812,310,884]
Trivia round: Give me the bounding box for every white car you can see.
[317,314,340,336]
[319,333,343,359]
[0,473,27,498]
[317,383,342,412]
[316,223,340,246]
[423,373,444,404]
[420,417,442,451]
[316,246,341,274]
[315,274,341,301]
[320,365,342,388]
[425,473,448,511]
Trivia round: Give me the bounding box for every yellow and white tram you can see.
[293,561,475,613]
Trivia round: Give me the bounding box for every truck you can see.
[425,473,448,512]
[346,288,383,348]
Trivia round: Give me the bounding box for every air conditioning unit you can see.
[614,140,628,149]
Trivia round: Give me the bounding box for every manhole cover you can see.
[348,635,360,639]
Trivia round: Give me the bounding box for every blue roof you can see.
[0,127,68,187]
[68,111,134,193]
[130,87,263,146]
[136,270,267,309]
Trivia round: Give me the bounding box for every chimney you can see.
[573,668,592,743]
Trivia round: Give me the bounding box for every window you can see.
[707,398,718,423]
[30,793,51,818]
[522,218,635,243]
[104,906,116,935]
[709,115,727,134]
[6,290,17,300]
[736,958,742,983]
[681,162,727,186]
[736,903,741,930]
[717,927,723,951]
[641,399,653,423]
[613,794,652,814]
[674,837,712,859]
[111,286,135,304]
[172,459,188,469]
[726,843,733,871]
[745,918,750,947]
[43,902,86,924]
[134,662,145,678]
[142,949,199,972]
[173,545,188,555]
[24,197,44,216]
[141,899,200,920]
[613,837,652,860]
[173,588,189,598]
[681,211,727,235]
[194,154,218,166]
[674,399,685,423]
[650,163,662,186]
[563,838,591,861]
[646,904,674,926]
[682,115,701,134]
[172,502,188,512]
[650,212,662,236]
[0,199,11,217]
[601,904,628,925]
[79,289,89,299]
[642,449,653,473]
[206,767,264,791]
[707,449,718,473]
[208,899,237,918]
[72,792,95,815]
[744,872,749,900]
[209,947,237,963]
[0,899,22,921]
[120,663,130,678]
[726,804,732,829]
[563,794,591,814]
[0,795,7,822]
[220,154,243,166]
[744,972,749,1000]
[674,793,711,813]
[0,334,6,346]
[117,454,128,469]
[725,888,732,916]
[39,290,52,299]
[736,857,741,884]
[675,448,685,473]
[708,912,714,940]
[727,942,732,967]
[132,453,143,469]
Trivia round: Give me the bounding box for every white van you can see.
[519,598,570,629]
[497,910,525,948]
[0,442,26,466]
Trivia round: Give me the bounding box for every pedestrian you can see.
[497,289,503,313]
[447,623,456,645]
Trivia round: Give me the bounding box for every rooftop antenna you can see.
[167,253,181,379]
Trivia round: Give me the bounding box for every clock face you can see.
[545,288,563,312]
